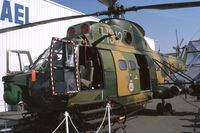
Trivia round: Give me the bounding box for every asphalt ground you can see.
[0,95,199,133]
[117,95,200,133]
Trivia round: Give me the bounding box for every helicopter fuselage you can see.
[2,18,186,113]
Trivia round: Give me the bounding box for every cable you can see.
[67,104,109,133]
[52,102,110,133]
[52,117,66,133]
[67,105,108,133]
[95,106,108,133]
[68,115,80,133]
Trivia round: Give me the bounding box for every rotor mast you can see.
[98,0,125,18]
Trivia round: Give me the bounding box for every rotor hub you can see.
[108,4,125,18]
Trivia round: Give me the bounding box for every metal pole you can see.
[65,112,69,133]
[107,102,111,133]
[4,102,7,128]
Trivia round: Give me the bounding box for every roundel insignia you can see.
[128,80,134,92]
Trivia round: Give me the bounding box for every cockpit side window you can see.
[128,60,137,70]
[53,48,63,67]
[65,45,75,67]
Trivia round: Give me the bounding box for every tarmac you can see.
[117,95,200,133]
[0,95,199,133]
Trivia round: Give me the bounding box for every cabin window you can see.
[128,60,137,70]
[119,60,127,70]
[124,31,132,44]
[133,33,145,50]
[134,34,142,45]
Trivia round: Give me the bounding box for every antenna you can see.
[176,29,179,47]
[158,45,161,53]
[173,29,184,58]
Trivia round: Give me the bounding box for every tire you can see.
[164,103,172,114]
[156,103,164,115]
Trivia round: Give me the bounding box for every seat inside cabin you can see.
[79,46,103,89]
[81,60,94,87]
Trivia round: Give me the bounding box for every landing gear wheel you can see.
[164,103,173,114]
[156,103,164,115]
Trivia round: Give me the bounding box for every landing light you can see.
[67,23,90,37]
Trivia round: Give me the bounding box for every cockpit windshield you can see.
[31,41,62,70]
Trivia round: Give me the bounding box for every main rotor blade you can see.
[0,11,108,33]
[125,1,200,11]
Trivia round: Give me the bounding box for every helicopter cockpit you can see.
[46,37,103,95]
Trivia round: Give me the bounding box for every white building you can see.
[0,0,98,111]
[144,36,156,51]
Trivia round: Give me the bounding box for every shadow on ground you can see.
[135,108,197,116]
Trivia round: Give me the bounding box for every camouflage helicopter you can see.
[1,0,200,132]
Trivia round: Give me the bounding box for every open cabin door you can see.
[6,50,32,74]
[135,54,151,90]
[50,38,80,95]
[112,51,140,96]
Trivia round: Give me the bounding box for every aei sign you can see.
[0,0,29,25]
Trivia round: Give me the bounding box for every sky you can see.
[52,0,200,53]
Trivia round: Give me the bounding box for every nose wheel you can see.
[156,99,173,115]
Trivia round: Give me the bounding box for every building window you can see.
[119,60,127,70]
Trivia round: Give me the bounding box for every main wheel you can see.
[164,103,173,114]
[156,103,164,115]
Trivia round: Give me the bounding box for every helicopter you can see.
[1,0,200,132]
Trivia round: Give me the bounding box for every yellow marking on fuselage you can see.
[132,92,147,103]
[112,50,131,96]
